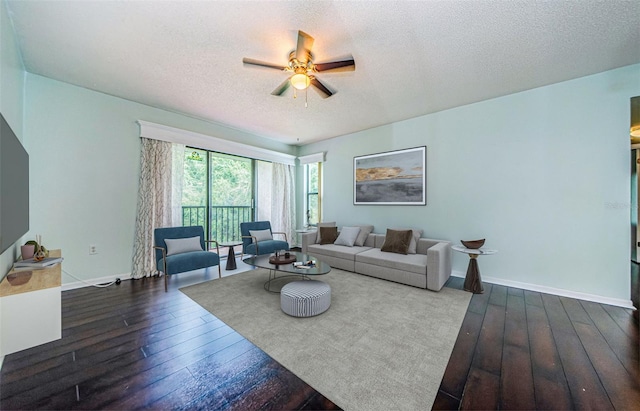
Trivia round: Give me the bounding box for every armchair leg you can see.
[164,274,168,292]
[217,264,222,279]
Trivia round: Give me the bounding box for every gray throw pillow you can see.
[353,225,374,246]
[165,236,203,256]
[249,229,273,242]
[380,229,413,255]
[334,226,361,247]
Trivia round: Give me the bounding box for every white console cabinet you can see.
[0,249,62,356]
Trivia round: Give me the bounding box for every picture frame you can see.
[354,146,426,205]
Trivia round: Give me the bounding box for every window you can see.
[305,162,321,227]
[182,148,264,244]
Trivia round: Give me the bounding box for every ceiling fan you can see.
[242,30,355,99]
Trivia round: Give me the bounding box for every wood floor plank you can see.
[467,283,492,315]
[470,303,505,375]
[154,344,267,410]
[68,336,253,410]
[500,292,535,410]
[581,300,640,379]
[602,304,640,340]
[541,293,614,410]
[525,298,573,410]
[459,367,499,410]
[437,310,483,402]
[573,321,640,410]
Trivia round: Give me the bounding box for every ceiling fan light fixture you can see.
[290,73,310,90]
[632,126,640,138]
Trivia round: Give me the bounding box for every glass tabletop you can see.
[243,251,331,276]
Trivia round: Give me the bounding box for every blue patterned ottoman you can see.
[280,280,331,317]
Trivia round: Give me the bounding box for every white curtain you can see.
[131,138,185,279]
[271,163,296,246]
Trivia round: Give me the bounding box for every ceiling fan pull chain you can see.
[293,88,297,99]
[305,87,308,108]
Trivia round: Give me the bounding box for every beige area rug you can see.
[181,268,471,411]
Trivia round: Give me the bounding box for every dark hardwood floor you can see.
[0,268,340,410]
[434,277,640,410]
[1,266,638,410]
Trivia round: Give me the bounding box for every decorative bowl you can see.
[461,239,485,249]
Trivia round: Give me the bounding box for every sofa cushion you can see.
[356,248,428,275]
[334,226,361,247]
[320,226,338,244]
[160,250,220,275]
[308,243,372,261]
[244,239,289,256]
[380,229,412,254]
[353,225,374,246]
[316,222,337,243]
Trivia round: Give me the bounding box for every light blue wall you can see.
[0,0,26,276]
[299,64,640,302]
[24,73,295,285]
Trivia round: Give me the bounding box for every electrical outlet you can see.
[89,244,97,255]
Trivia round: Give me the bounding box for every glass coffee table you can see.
[243,251,331,292]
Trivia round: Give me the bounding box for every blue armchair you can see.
[154,226,221,291]
[240,221,289,257]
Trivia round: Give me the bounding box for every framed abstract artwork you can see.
[353,146,426,205]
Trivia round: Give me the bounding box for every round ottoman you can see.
[280,280,331,317]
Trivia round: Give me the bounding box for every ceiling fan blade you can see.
[310,77,333,98]
[314,58,356,72]
[295,30,314,63]
[271,77,292,96]
[242,57,284,70]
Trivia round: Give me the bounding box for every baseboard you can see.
[61,272,130,291]
[451,270,635,309]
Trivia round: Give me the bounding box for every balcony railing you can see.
[182,205,253,245]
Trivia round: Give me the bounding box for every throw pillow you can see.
[380,229,412,255]
[320,226,338,244]
[353,225,374,246]
[249,229,273,243]
[392,228,423,254]
[408,229,423,254]
[316,221,337,243]
[334,226,361,247]
[165,236,203,256]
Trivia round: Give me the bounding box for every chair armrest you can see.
[205,239,220,254]
[272,231,288,243]
[153,245,167,275]
[426,242,452,291]
[153,245,166,259]
[242,235,259,254]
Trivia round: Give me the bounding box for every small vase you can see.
[21,244,35,260]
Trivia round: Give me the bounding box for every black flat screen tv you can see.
[0,112,29,255]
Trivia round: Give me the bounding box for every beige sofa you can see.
[301,230,452,291]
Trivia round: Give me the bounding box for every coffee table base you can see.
[264,269,310,293]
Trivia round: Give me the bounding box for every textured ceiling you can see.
[6,0,640,146]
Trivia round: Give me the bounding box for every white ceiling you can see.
[6,0,640,146]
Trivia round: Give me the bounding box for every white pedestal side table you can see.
[452,245,497,294]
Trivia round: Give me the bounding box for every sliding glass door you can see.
[209,152,253,243]
[182,148,262,246]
